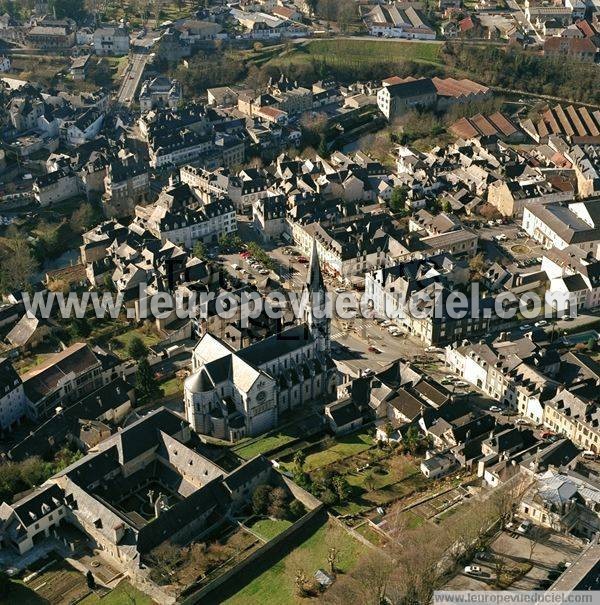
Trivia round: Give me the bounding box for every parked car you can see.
[519,324,532,331]
[464,565,483,576]
[489,405,502,413]
[368,346,382,354]
[534,320,548,327]
[516,520,532,534]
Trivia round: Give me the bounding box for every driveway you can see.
[443,528,584,591]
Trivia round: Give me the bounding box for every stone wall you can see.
[179,505,326,604]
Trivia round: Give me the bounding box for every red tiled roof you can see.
[459,16,474,31]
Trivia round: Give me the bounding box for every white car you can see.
[516,520,532,534]
[455,381,468,387]
[464,565,483,576]
[516,418,530,425]
[534,320,548,327]
[489,405,502,413]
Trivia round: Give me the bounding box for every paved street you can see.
[116,51,149,107]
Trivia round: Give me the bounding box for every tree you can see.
[147,542,181,585]
[252,484,271,515]
[70,203,96,234]
[128,336,149,361]
[389,186,409,213]
[289,499,306,519]
[332,475,350,503]
[317,134,329,158]
[293,450,306,472]
[135,357,161,404]
[469,253,487,281]
[404,425,421,455]
[0,237,37,294]
[320,488,337,505]
[70,317,91,339]
[363,470,376,492]
[193,241,207,260]
[268,486,289,519]
[327,546,339,575]
[49,0,86,21]
[102,273,115,292]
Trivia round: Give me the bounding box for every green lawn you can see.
[249,518,293,541]
[112,328,162,359]
[400,510,426,529]
[159,376,183,398]
[267,39,442,70]
[224,520,361,605]
[301,433,374,471]
[233,432,298,460]
[355,523,388,547]
[80,581,154,605]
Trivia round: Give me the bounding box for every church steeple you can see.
[306,237,324,294]
[303,239,329,352]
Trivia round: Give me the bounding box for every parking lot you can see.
[443,527,584,591]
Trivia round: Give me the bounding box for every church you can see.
[184,240,337,441]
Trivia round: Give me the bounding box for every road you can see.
[116,51,149,107]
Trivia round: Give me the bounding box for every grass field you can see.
[266,39,443,70]
[112,327,162,358]
[158,376,183,398]
[249,518,293,541]
[80,581,154,605]
[232,432,298,460]
[300,432,374,471]
[355,523,388,547]
[224,520,361,605]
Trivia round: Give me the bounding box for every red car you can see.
[240,251,251,259]
[297,257,309,264]
[368,346,382,354]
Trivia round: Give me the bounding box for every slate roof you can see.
[0,357,21,397]
[222,456,271,492]
[327,399,363,427]
[9,379,131,461]
[21,343,101,403]
[386,78,436,99]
